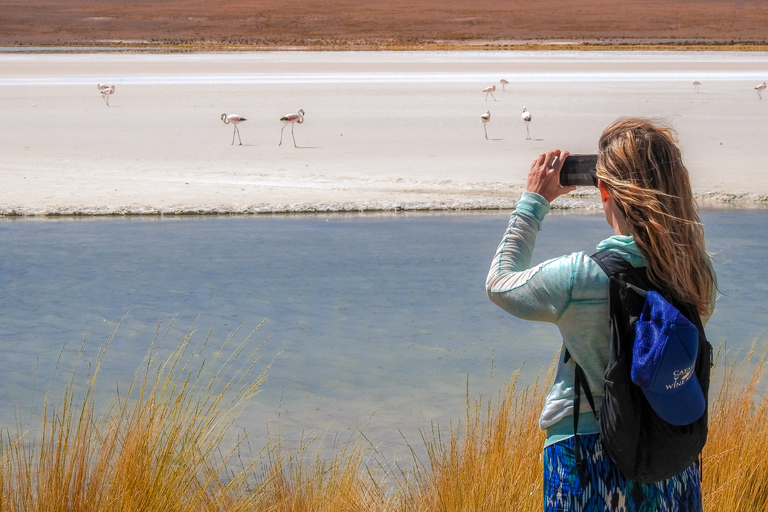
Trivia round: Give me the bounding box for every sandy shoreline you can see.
[2,51,768,215]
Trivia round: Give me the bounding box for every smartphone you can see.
[559,154,598,187]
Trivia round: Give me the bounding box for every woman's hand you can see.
[525,150,577,203]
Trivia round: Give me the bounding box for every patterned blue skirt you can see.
[543,434,702,512]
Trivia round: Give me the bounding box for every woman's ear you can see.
[597,179,611,203]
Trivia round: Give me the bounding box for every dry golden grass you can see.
[702,344,768,510]
[0,319,271,511]
[399,371,548,511]
[0,326,765,511]
[253,436,392,511]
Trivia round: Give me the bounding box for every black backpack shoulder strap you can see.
[570,249,639,475]
[591,249,647,285]
[567,250,632,393]
[568,249,639,413]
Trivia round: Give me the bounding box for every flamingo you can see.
[692,80,701,93]
[279,109,305,147]
[755,81,766,100]
[483,85,497,101]
[100,85,115,106]
[500,79,509,91]
[480,110,491,140]
[521,106,532,140]
[97,83,113,91]
[221,113,246,145]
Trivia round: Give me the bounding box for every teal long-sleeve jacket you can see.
[486,192,713,447]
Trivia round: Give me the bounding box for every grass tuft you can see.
[0,319,270,511]
[703,342,768,510]
[401,369,548,512]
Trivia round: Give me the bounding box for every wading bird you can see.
[480,110,491,139]
[500,79,509,91]
[279,109,305,147]
[220,113,247,145]
[755,81,766,100]
[100,85,115,106]
[521,106,532,140]
[483,85,497,101]
[97,84,113,92]
[692,80,701,93]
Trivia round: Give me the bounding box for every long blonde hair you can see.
[595,118,715,315]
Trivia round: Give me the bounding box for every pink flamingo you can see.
[100,85,115,106]
[97,83,113,91]
[483,85,497,101]
[500,79,509,91]
[221,113,247,145]
[279,109,305,147]
[692,80,701,93]
[480,110,491,140]
[755,81,766,100]
[521,106,532,140]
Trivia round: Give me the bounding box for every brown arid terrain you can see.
[2,0,768,49]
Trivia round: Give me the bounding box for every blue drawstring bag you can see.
[632,291,706,426]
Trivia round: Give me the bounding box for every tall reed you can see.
[398,370,548,512]
[253,433,393,512]
[0,320,270,512]
[702,344,768,511]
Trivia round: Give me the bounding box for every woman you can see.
[486,118,716,511]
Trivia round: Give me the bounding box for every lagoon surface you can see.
[1,210,766,458]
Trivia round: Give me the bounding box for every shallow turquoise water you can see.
[0,210,765,455]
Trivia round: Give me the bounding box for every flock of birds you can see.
[97,83,115,106]
[480,79,533,141]
[96,77,766,146]
[481,78,768,141]
[218,110,306,147]
[95,83,305,147]
[692,79,766,98]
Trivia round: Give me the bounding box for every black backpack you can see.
[568,250,712,484]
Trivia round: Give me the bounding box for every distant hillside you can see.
[3,0,768,48]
